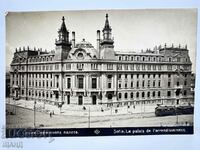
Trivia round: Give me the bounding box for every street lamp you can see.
[175,68,184,125]
[12,69,20,115]
[88,106,91,128]
[34,100,36,128]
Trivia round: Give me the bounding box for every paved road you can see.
[6,104,193,128]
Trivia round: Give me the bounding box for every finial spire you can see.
[62,16,65,22]
[103,13,111,30]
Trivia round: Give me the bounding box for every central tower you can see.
[100,14,115,60]
[55,16,71,60]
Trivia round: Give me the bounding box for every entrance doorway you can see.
[78,95,83,105]
[92,95,97,105]
[67,95,70,104]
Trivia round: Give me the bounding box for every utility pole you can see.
[88,106,91,128]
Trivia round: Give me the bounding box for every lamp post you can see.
[175,68,184,125]
[13,69,20,115]
[88,106,91,128]
[33,100,36,128]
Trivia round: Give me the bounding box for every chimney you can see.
[72,31,75,48]
[97,30,100,58]
[38,48,40,55]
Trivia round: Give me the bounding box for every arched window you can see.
[136,92,139,98]
[153,91,155,97]
[130,92,133,99]
[158,91,161,97]
[147,92,150,98]
[142,92,145,98]
[125,93,128,99]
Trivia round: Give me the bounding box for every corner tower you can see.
[100,14,115,60]
[55,16,71,60]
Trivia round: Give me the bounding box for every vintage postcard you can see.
[5,9,197,137]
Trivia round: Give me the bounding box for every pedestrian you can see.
[50,112,52,118]
[101,107,104,112]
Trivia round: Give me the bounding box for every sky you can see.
[6,9,197,72]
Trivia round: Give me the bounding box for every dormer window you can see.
[77,52,84,59]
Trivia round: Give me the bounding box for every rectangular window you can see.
[142,81,145,87]
[167,91,171,97]
[56,75,59,88]
[108,83,112,89]
[66,63,71,70]
[78,77,84,89]
[158,65,161,70]
[130,64,134,70]
[136,64,140,70]
[77,63,84,70]
[125,82,127,88]
[124,64,128,70]
[118,74,121,79]
[131,74,133,79]
[184,80,187,86]
[55,64,59,70]
[117,64,122,70]
[153,65,156,70]
[91,64,98,70]
[92,78,97,89]
[125,74,128,79]
[131,82,133,88]
[153,81,155,87]
[142,65,146,70]
[147,65,151,70]
[67,78,71,89]
[50,65,53,70]
[168,81,171,87]
[148,80,150,87]
[167,65,172,70]
[137,81,139,88]
[107,64,113,70]
[118,83,121,88]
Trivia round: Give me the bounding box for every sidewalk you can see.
[6,98,156,117]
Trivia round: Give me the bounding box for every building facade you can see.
[9,14,194,108]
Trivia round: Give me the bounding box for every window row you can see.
[118,74,161,79]
[118,55,163,62]
[118,80,161,89]
[28,55,54,63]
[118,91,162,99]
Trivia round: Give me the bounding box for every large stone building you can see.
[9,14,194,108]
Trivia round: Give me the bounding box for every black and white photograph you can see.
[5,9,197,137]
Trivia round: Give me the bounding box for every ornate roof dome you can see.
[75,39,94,48]
[69,38,98,60]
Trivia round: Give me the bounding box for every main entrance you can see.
[92,95,97,105]
[78,95,83,105]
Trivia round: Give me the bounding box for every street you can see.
[6,104,193,128]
